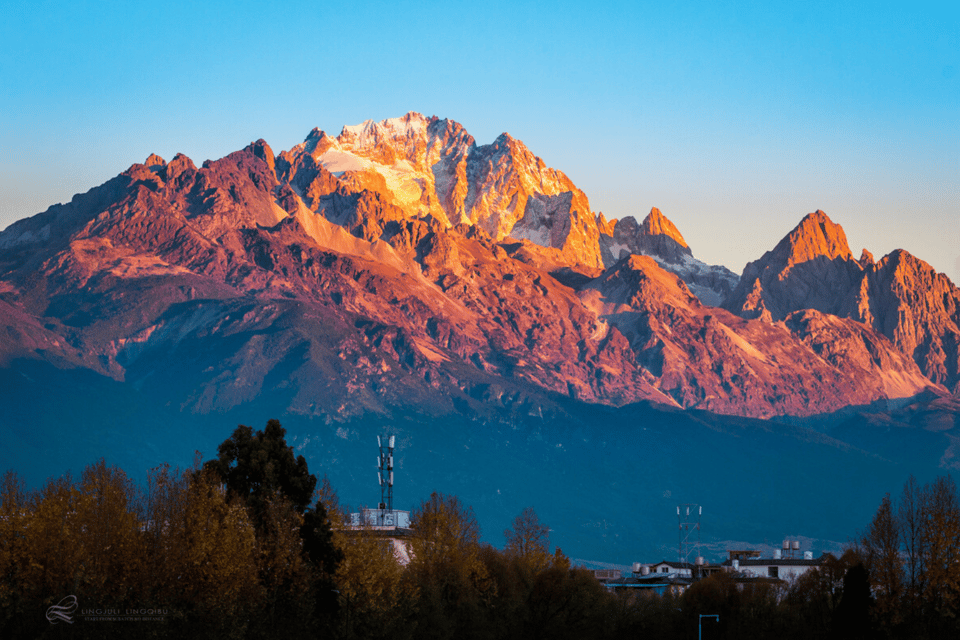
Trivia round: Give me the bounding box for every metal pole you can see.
[699,614,719,640]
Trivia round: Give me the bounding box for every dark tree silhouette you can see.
[204,418,316,524]
[204,419,342,634]
[832,562,874,640]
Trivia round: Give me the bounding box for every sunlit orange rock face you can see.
[726,210,860,322]
[277,113,603,269]
[0,115,955,421]
[598,208,738,306]
[641,207,688,249]
[726,210,960,392]
[578,255,930,417]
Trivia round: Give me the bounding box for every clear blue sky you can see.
[2,0,957,282]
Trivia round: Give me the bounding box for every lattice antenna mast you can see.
[678,504,702,566]
[378,435,395,512]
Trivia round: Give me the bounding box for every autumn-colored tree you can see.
[140,461,190,607]
[504,507,550,573]
[317,474,347,528]
[779,550,858,640]
[249,491,327,638]
[0,471,28,635]
[848,475,960,638]
[1,463,153,639]
[525,563,616,640]
[860,493,903,629]
[73,460,145,605]
[474,544,528,640]
[316,476,412,639]
[898,475,927,608]
[140,462,261,637]
[15,474,86,607]
[460,508,555,640]
[920,475,960,627]
[551,546,571,571]
[332,525,417,639]
[783,566,834,636]
[619,589,684,639]
[409,492,495,640]
[410,492,481,568]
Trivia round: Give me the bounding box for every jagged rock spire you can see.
[777,209,852,267]
[640,207,688,249]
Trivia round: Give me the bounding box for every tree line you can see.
[858,474,960,639]
[2,419,959,639]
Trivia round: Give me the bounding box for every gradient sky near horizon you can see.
[2,0,958,282]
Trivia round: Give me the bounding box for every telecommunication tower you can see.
[678,503,702,571]
[378,434,395,513]
[350,434,409,529]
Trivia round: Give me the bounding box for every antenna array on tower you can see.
[378,434,395,512]
[678,503,703,575]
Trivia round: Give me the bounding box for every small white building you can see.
[350,507,410,528]
[646,561,696,577]
[722,548,831,581]
[347,508,414,565]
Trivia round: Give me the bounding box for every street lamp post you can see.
[699,614,719,640]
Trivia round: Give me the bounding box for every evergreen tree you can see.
[204,419,342,634]
[203,419,316,525]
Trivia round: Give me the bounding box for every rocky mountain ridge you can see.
[0,113,956,425]
[726,210,960,393]
[598,208,739,307]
